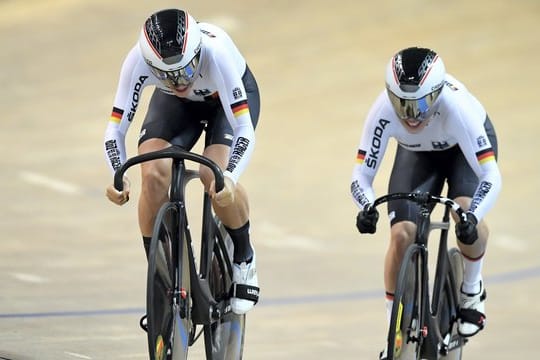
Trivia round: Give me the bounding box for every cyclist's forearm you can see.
[104,124,128,173]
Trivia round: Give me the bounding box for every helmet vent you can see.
[144,9,187,60]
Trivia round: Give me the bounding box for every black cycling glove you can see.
[356,205,379,234]
[455,212,478,245]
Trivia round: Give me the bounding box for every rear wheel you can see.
[387,245,425,360]
[439,248,465,359]
[203,220,246,360]
[448,248,464,299]
[147,203,192,360]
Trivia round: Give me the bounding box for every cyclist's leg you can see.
[201,65,260,264]
[137,89,204,254]
[385,221,415,305]
[386,147,445,313]
[137,138,172,237]
[447,116,497,248]
[200,145,259,314]
[199,66,261,314]
[451,196,487,270]
[448,115,497,291]
[446,116,498,336]
[447,157,488,289]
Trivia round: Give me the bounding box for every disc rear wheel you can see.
[439,248,465,359]
[203,221,246,360]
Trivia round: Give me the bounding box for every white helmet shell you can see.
[385,47,446,120]
[138,9,201,72]
[385,47,445,100]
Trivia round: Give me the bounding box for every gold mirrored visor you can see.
[387,87,442,120]
[149,51,200,88]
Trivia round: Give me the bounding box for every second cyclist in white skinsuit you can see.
[104,9,260,315]
[350,47,502,359]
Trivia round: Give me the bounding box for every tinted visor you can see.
[387,87,443,120]
[149,51,200,88]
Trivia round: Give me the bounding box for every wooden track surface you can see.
[1,0,539,358]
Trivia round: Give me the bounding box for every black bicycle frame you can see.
[415,200,461,358]
[113,146,226,326]
[373,192,467,359]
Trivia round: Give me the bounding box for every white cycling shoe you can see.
[458,281,487,337]
[231,252,259,315]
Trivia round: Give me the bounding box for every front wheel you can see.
[387,245,425,360]
[203,220,246,360]
[147,203,192,360]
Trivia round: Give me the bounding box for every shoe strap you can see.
[230,283,260,304]
[459,308,486,329]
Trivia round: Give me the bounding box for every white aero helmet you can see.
[385,47,446,120]
[139,9,202,88]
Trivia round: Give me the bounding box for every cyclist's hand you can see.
[211,176,235,207]
[106,176,131,206]
[356,205,379,234]
[455,212,478,245]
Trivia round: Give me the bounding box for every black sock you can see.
[143,236,152,260]
[225,221,253,264]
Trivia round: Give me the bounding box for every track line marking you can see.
[64,352,92,359]
[10,272,49,283]
[1,266,539,319]
[19,171,81,195]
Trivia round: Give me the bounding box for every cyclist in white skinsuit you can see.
[350,47,502,359]
[104,9,260,315]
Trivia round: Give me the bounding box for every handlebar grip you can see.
[214,174,225,193]
[113,171,124,192]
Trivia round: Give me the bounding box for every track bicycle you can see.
[371,192,469,360]
[114,145,246,360]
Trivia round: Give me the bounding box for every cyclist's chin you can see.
[400,118,429,133]
[170,84,192,97]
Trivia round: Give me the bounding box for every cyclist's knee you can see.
[390,221,415,252]
[476,220,489,241]
[198,165,214,191]
[200,144,229,191]
[141,163,170,195]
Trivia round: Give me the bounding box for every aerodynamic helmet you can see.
[385,47,445,120]
[139,9,202,88]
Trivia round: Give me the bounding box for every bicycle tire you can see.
[387,244,425,360]
[438,248,465,360]
[203,219,246,360]
[147,202,192,360]
[448,248,464,301]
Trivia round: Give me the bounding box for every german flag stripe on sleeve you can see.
[476,148,495,164]
[110,107,124,124]
[231,100,249,118]
[356,149,366,164]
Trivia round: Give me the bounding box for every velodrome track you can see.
[1,0,539,358]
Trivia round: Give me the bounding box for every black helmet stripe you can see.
[393,47,439,86]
